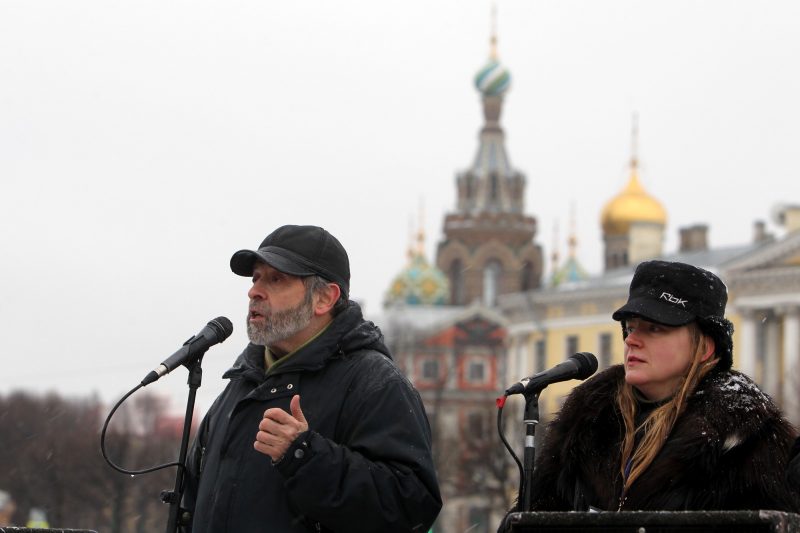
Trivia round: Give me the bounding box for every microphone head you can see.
[572,352,598,380]
[208,316,234,342]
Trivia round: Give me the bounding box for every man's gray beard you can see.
[247,292,314,347]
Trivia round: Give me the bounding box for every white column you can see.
[506,328,535,382]
[506,335,521,385]
[516,334,530,382]
[782,307,800,424]
[764,314,780,398]
[738,309,758,378]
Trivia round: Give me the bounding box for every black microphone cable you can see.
[496,395,524,506]
[100,383,181,475]
[101,316,233,475]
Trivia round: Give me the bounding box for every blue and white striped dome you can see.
[474,59,511,96]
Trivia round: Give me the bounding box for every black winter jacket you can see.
[790,437,800,491]
[182,302,442,532]
[529,365,799,513]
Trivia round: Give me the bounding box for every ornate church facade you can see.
[435,42,543,307]
[380,32,540,533]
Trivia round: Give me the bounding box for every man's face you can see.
[246,262,314,350]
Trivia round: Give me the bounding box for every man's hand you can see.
[254,394,309,462]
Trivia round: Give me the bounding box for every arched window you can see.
[520,260,534,291]
[483,259,502,307]
[490,173,499,202]
[450,259,465,305]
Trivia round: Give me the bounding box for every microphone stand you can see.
[163,357,203,533]
[520,389,541,513]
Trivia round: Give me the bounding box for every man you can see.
[182,225,442,533]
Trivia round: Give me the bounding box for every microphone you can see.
[505,352,598,396]
[141,317,234,386]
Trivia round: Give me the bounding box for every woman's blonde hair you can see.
[616,322,718,500]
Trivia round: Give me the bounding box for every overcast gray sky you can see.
[2,0,799,414]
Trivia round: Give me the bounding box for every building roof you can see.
[374,302,508,341]
[501,241,763,309]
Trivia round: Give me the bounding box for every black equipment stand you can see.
[520,390,540,512]
[163,358,203,533]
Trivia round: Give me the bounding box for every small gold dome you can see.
[601,167,667,235]
[384,215,449,307]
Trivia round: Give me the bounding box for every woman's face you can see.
[622,317,703,401]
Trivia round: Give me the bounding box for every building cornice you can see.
[725,230,800,272]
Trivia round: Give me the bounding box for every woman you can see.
[525,260,799,512]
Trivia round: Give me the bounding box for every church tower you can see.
[436,25,543,306]
[600,114,667,270]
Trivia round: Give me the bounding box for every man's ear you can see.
[313,282,341,316]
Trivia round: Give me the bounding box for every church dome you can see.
[550,256,589,287]
[550,233,589,287]
[601,168,667,235]
[384,252,450,306]
[474,58,511,97]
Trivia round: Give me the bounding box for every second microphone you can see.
[505,352,598,396]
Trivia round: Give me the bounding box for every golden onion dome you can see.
[601,165,667,235]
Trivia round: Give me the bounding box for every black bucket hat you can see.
[612,260,734,370]
[230,225,350,298]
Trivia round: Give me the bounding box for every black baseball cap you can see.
[230,225,350,298]
[612,260,728,326]
[613,260,734,370]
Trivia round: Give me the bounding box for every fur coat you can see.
[529,365,799,512]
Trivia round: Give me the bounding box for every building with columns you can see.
[724,219,800,421]
[500,159,800,424]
